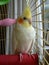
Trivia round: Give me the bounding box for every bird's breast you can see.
[15,23,35,42]
[14,23,36,52]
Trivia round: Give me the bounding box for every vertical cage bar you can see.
[0,4,8,54]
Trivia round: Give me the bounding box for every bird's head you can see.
[17,6,32,28]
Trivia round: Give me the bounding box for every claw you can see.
[20,53,23,62]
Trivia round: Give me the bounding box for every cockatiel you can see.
[12,6,36,54]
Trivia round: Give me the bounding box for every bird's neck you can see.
[21,21,32,28]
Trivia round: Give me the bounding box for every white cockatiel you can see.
[12,6,36,54]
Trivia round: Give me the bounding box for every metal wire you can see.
[35,41,49,65]
[0,4,8,54]
[29,0,49,65]
[26,0,29,6]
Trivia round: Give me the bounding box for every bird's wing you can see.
[27,28,36,54]
[28,37,36,54]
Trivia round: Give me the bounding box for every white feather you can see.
[12,23,36,54]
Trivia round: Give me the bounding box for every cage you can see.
[0,0,49,65]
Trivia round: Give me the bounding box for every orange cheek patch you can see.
[18,18,23,24]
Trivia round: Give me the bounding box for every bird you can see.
[12,6,36,54]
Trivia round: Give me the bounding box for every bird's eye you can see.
[23,17,27,20]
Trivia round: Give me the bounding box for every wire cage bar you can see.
[0,4,8,54]
[30,0,49,65]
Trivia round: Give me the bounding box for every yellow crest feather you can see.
[23,6,32,19]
